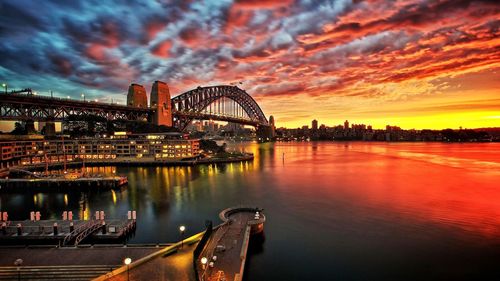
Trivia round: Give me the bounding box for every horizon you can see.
[1,0,499,130]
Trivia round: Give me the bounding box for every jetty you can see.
[195,207,265,281]
[0,175,127,193]
[0,211,136,245]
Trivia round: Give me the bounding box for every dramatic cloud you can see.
[0,0,499,129]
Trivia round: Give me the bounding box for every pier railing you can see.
[62,220,98,246]
[74,221,103,245]
[193,220,213,281]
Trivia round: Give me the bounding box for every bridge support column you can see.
[42,120,56,137]
[150,81,172,127]
[25,120,36,135]
[256,126,274,142]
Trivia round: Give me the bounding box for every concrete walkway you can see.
[104,242,197,281]
[0,246,158,266]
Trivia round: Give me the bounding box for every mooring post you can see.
[53,222,58,236]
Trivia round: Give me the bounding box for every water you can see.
[1,142,500,280]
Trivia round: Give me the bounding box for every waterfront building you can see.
[0,133,200,170]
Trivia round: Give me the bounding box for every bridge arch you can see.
[171,85,269,131]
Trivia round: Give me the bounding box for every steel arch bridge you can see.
[172,85,269,131]
[0,85,270,132]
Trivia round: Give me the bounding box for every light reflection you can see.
[79,194,89,220]
[111,190,117,205]
[64,194,68,206]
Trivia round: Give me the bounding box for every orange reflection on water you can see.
[263,142,500,238]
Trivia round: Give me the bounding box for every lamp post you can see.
[2,83,6,94]
[14,259,23,281]
[201,256,207,269]
[179,225,186,249]
[81,93,85,102]
[124,257,131,281]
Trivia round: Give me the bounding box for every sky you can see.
[0,0,499,130]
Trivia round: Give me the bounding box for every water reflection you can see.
[1,142,500,280]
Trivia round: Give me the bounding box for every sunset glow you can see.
[0,0,499,129]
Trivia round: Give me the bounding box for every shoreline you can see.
[0,153,254,177]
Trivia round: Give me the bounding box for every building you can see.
[344,120,349,130]
[312,119,318,131]
[0,133,200,170]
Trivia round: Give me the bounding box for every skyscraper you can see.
[312,119,318,131]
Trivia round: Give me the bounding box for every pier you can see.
[0,175,128,193]
[0,211,136,245]
[196,207,265,281]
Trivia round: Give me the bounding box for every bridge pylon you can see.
[127,84,148,108]
[150,81,172,127]
[256,125,274,142]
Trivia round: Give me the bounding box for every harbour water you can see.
[1,142,500,280]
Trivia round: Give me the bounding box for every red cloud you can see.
[151,40,171,58]
[233,0,294,9]
[85,43,107,61]
[145,21,167,41]
[100,22,120,48]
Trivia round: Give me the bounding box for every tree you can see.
[11,122,25,135]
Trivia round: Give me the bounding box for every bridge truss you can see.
[171,85,269,130]
[0,85,269,131]
[0,93,150,122]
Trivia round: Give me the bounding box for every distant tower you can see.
[269,115,276,138]
[127,83,148,108]
[312,119,318,131]
[150,81,172,127]
[344,120,349,130]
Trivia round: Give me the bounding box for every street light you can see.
[2,83,6,94]
[179,225,186,249]
[124,257,132,281]
[201,257,208,269]
[81,93,85,102]
[14,259,23,281]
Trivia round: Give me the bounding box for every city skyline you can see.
[1,0,499,130]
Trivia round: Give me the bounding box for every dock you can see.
[196,207,265,281]
[0,175,128,193]
[0,212,136,245]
